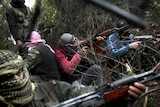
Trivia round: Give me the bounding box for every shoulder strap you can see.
[11,7,26,22]
[11,7,19,20]
[12,7,30,19]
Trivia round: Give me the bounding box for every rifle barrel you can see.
[53,62,160,107]
[54,91,99,107]
[140,74,160,84]
[110,70,154,89]
[134,35,153,39]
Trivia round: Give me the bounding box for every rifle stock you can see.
[54,62,160,107]
[104,86,129,102]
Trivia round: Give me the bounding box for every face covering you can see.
[0,50,33,106]
[11,0,25,8]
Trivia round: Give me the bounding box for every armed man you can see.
[0,49,146,107]
[6,0,32,57]
[106,20,142,80]
[55,33,104,87]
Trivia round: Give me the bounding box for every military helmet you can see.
[59,33,78,47]
[116,20,131,36]
[59,33,78,54]
[116,20,128,28]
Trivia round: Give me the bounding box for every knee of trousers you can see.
[90,65,102,73]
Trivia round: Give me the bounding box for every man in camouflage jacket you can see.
[0,50,146,107]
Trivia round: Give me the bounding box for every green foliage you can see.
[0,0,15,50]
[39,0,57,26]
[154,1,160,8]
[144,1,160,26]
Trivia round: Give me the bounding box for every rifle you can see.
[134,34,160,42]
[80,25,129,54]
[119,34,160,43]
[54,62,160,107]
[25,0,40,42]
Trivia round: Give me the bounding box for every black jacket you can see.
[6,6,28,41]
[30,43,60,81]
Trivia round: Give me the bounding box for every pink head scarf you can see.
[25,31,55,53]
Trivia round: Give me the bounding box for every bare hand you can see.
[16,40,23,48]
[156,38,160,43]
[128,82,146,99]
[78,46,89,56]
[96,36,106,41]
[129,41,141,49]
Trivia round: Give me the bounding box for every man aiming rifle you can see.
[0,49,146,107]
[54,62,160,107]
[117,33,160,72]
[6,0,32,57]
[79,24,129,54]
[105,20,142,80]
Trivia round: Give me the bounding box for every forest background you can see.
[0,0,160,49]
[0,0,160,107]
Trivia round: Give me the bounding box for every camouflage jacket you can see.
[27,80,94,107]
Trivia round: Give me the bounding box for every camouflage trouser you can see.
[27,80,94,107]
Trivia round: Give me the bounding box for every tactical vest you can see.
[12,7,31,38]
